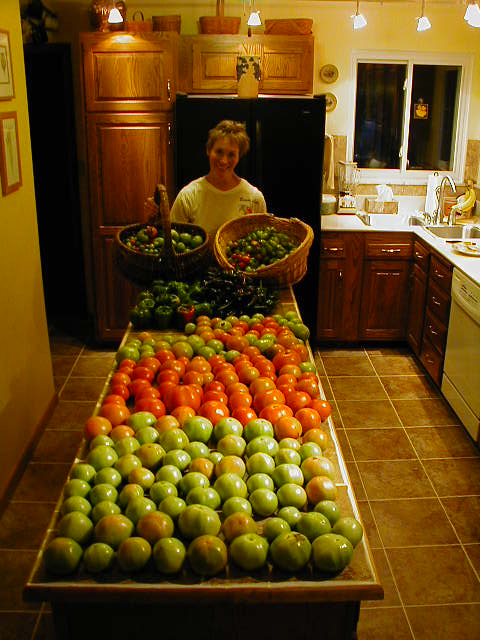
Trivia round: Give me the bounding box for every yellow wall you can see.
[0,0,55,500]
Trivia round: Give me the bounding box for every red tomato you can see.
[109,384,130,401]
[209,354,227,370]
[285,390,312,413]
[291,343,309,361]
[243,345,261,360]
[272,350,302,371]
[198,400,230,425]
[233,354,251,371]
[157,380,176,402]
[237,365,260,385]
[203,390,228,405]
[225,382,250,396]
[308,399,332,422]
[83,415,112,440]
[295,377,320,398]
[203,380,226,394]
[182,370,205,386]
[276,383,296,398]
[215,369,239,387]
[134,397,166,418]
[255,361,276,380]
[137,356,161,372]
[231,405,257,426]
[156,369,181,385]
[129,378,152,397]
[111,371,131,387]
[118,358,137,370]
[160,359,186,378]
[253,388,286,414]
[109,424,135,441]
[295,407,321,432]
[278,364,302,378]
[154,349,175,364]
[130,366,155,383]
[156,414,180,433]
[228,391,253,410]
[166,384,202,412]
[249,376,277,396]
[187,356,211,374]
[135,386,161,402]
[117,365,134,378]
[102,393,126,406]
[171,405,196,426]
[258,402,293,424]
[274,416,303,440]
[277,373,299,387]
[225,335,248,352]
[99,403,130,427]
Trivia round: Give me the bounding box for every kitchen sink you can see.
[356,212,424,227]
[425,225,480,239]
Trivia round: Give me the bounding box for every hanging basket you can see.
[214,214,314,288]
[115,185,210,285]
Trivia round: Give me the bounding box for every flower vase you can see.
[236,56,261,98]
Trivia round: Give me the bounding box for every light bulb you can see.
[352,12,367,30]
[417,15,431,31]
[247,11,261,27]
[464,2,480,21]
[467,3,480,26]
[108,7,123,24]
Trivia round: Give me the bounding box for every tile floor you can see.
[1,332,479,639]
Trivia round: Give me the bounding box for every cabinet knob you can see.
[167,79,172,101]
[434,269,444,279]
[415,252,423,259]
[425,355,435,365]
[431,296,441,307]
[326,246,340,252]
[428,324,438,336]
[338,270,343,280]
[381,248,401,253]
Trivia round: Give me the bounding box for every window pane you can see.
[407,65,460,171]
[354,63,406,169]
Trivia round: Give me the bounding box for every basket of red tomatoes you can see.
[214,214,314,288]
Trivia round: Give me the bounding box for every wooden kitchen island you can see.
[24,288,383,640]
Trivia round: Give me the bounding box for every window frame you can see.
[348,50,473,185]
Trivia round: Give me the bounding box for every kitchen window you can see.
[349,51,473,184]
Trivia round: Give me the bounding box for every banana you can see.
[451,186,476,215]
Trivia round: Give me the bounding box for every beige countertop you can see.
[321,214,480,285]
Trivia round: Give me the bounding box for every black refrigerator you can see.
[174,94,326,339]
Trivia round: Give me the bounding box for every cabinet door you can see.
[87,112,174,227]
[94,231,140,342]
[359,260,411,340]
[190,36,245,93]
[407,262,428,355]
[317,259,345,340]
[261,36,314,94]
[81,33,177,112]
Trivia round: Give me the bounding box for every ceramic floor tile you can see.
[49,336,83,357]
[329,377,389,402]
[0,549,41,610]
[392,398,461,427]
[365,345,411,356]
[71,355,115,377]
[336,400,402,430]
[465,544,480,574]
[329,401,344,429]
[406,426,480,459]
[361,547,401,608]
[441,496,480,543]
[348,428,416,461]
[51,355,78,377]
[380,375,440,400]
[369,355,423,376]
[312,351,326,375]
[335,428,354,462]
[32,430,83,463]
[11,463,71,502]
[386,545,480,605]
[357,501,382,549]
[58,377,106,401]
[406,603,480,640]
[370,498,457,547]
[356,460,435,500]
[319,376,333,400]
[0,502,54,549]
[33,611,56,640]
[45,400,95,429]
[322,355,376,377]
[357,606,413,639]
[423,458,480,497]
[317,346,367,357]
[0,612,38,640]
[53,376,67,392]
[345,461,367,501]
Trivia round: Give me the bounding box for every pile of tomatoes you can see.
[98,314,331,439]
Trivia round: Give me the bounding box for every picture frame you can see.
[0,112,22,195]
[0,29,15,100]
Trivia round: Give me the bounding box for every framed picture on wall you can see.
[0,112,22,195]
[0,30,15,100]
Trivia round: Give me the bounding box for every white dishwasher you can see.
[441,268,480,442]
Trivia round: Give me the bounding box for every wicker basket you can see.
[125,10,153,32]
[264,19,313,35]
[152,15,181,33]
[214,214,314,288]
[115,185,210,285]
[199,16,241,34]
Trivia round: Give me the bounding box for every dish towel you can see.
[323,134,335,191]
[425,172,442,215]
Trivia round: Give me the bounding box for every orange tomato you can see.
[259,403,293,424]
[276,383,296,398]
[249,376,276,396]
[255,362,277,380]
[203,390,229,405]
[154,349,175,364]
[305,475,337,504]
[83,415,112,440]
[129,378,152,397]
[99,403,130,427]
[302,427,329,451]
[233,354,251,371]
[198,400,230,425]
[157,380,176,402]
[253,388,286,414]
[156,414,180,433]
[102,393,126,406]
[204,380,226,394]
[228,391,253,410]
[111,371,131,387]
[135,386,160,401]
[295,407,321,433]
[225,382,250,396]
[209,354,227,370]
[137,356,161,372]
[226,335,248,352]
[291,344,309,361]
[295,377,320,398]
[243,345,261,360]
[196,315,211,325]
[160,359,186,378]
[199,330,215,343]
[285,390,312,413]
[274,416,303,440]
[109,384,130,401]
[276,373,298,387]
[308,398,331,418]
[118,364,134,378]
[237,365,261,385]
[231,405,257,426]
[118,358,137,370]
[187,356,211,374]
[131,366,155,383]
[182,370,205,386]
[134,397,166,418]
[109,424,135,441]
[278,364,302,378]
[233,320,249,334]
[166,384,202,412]
[157,369,181,385]
[215,368,239,388]
[171,405,196,426]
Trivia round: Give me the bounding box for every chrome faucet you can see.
[433,175,456,225]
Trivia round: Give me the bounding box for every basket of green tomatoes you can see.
[115,185,211,285]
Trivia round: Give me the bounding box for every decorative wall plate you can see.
[325,92,337,113]
[320,64,339,84]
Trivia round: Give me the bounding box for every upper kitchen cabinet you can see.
[80,32,178,343]
[180,35,314,94]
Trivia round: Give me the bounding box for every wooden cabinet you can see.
[317,233,364,341]
[80,32,178,342]
[180,35,314,94]
[407,239,430,355]
[419,253,453,385]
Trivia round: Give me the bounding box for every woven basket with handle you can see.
[115,185,210,285]
[214,214,314,288]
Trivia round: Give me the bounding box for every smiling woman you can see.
[170,120,267,238]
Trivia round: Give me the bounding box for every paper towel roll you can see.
[323,134,335,191]
[425,173,442,215]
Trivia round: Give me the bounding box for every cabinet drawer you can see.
[365,237,413,259]
[426,280,451,326]
[429,255,452,293]
[420,337,443,385]
[413,240,429,271]
[423,308,448,355]
[321,236,346,257]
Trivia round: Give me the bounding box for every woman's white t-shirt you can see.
[170,177,267,238]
